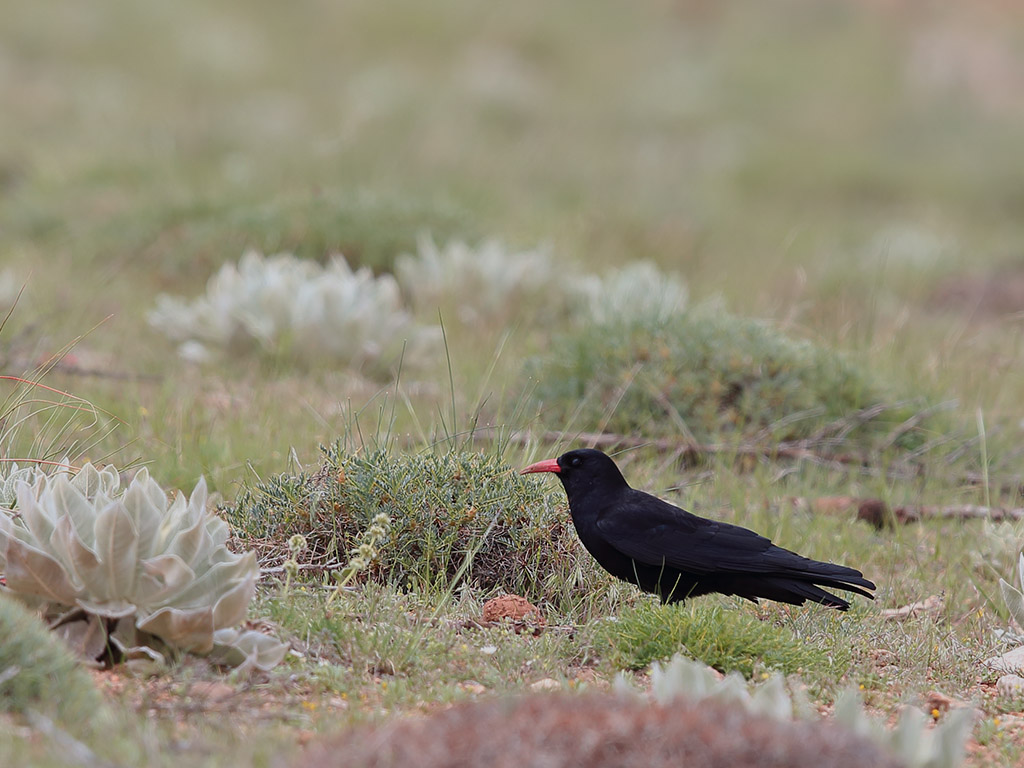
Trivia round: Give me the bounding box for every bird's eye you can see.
[570,456,582,467]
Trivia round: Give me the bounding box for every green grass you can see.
[589,600,850,678]
[263,585,587,699]
[4,0,1024,765]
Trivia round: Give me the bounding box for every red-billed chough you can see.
[521,448,874,610]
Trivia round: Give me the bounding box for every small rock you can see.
[529,678,561,692]
[571,668,609,689]
[983,645,1024,675]
[188,681,235,703]
[804,496,860,515]
[459,681,487,695]
[368,659,397,676]
[856,499,891,529]
[997,674,1024,699]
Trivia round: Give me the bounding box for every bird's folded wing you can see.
[594,494,851,577]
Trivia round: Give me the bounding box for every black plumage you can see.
[521,448,874,610]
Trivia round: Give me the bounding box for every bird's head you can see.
[520,448,629,501]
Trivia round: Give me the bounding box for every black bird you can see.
[521,448,874,610]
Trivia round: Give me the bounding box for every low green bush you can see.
[227,446,607,608]
[94,189,471,276]
[0,593,107,726]
[531,307,927,450]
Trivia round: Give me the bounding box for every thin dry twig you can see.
[880,594,945,621]
[876,502,1024,526]
[785,496,1024,528]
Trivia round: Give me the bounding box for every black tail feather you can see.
[738,578,853,611]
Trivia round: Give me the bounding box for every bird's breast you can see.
[569,510,659,584]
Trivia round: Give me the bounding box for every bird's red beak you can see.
[520,458,561,475]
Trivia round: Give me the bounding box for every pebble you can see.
[188,681,235,703]
[996,674,1024,699]
[983,645,1024,675]
[529,678,561,692]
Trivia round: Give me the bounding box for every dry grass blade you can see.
[0,375,123,468]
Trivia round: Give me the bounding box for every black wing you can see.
[594,489,873,589]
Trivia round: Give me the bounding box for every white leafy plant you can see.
[395,237,689,329]
[0,459,71,509]
[149,250,437,373]
[0,463,286,672]
[615,655,974,768]
[575,260,688,325]
[1000,552,1024,639]
[395,235,565,324]
[0,268,24,310]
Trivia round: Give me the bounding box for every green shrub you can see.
[590,601,846,677]
[227,446,606,607]
[91,189,471,276]
[531,307,925,450]
[0,593,107,726]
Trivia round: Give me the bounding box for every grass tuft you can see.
[590,600,850,678]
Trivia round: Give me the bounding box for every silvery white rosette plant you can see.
[395,235,566,323]
[614,655,975,768]
[148,250,436,374]
[0,268,22,310]
[0,460,63,509]
[1000,552,1024,640]
[0,463,287,673]
[990,551,1024,688]
[575,260,689,325]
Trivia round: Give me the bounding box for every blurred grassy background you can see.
[3,0,1024,487]
[5,3,1024,764]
